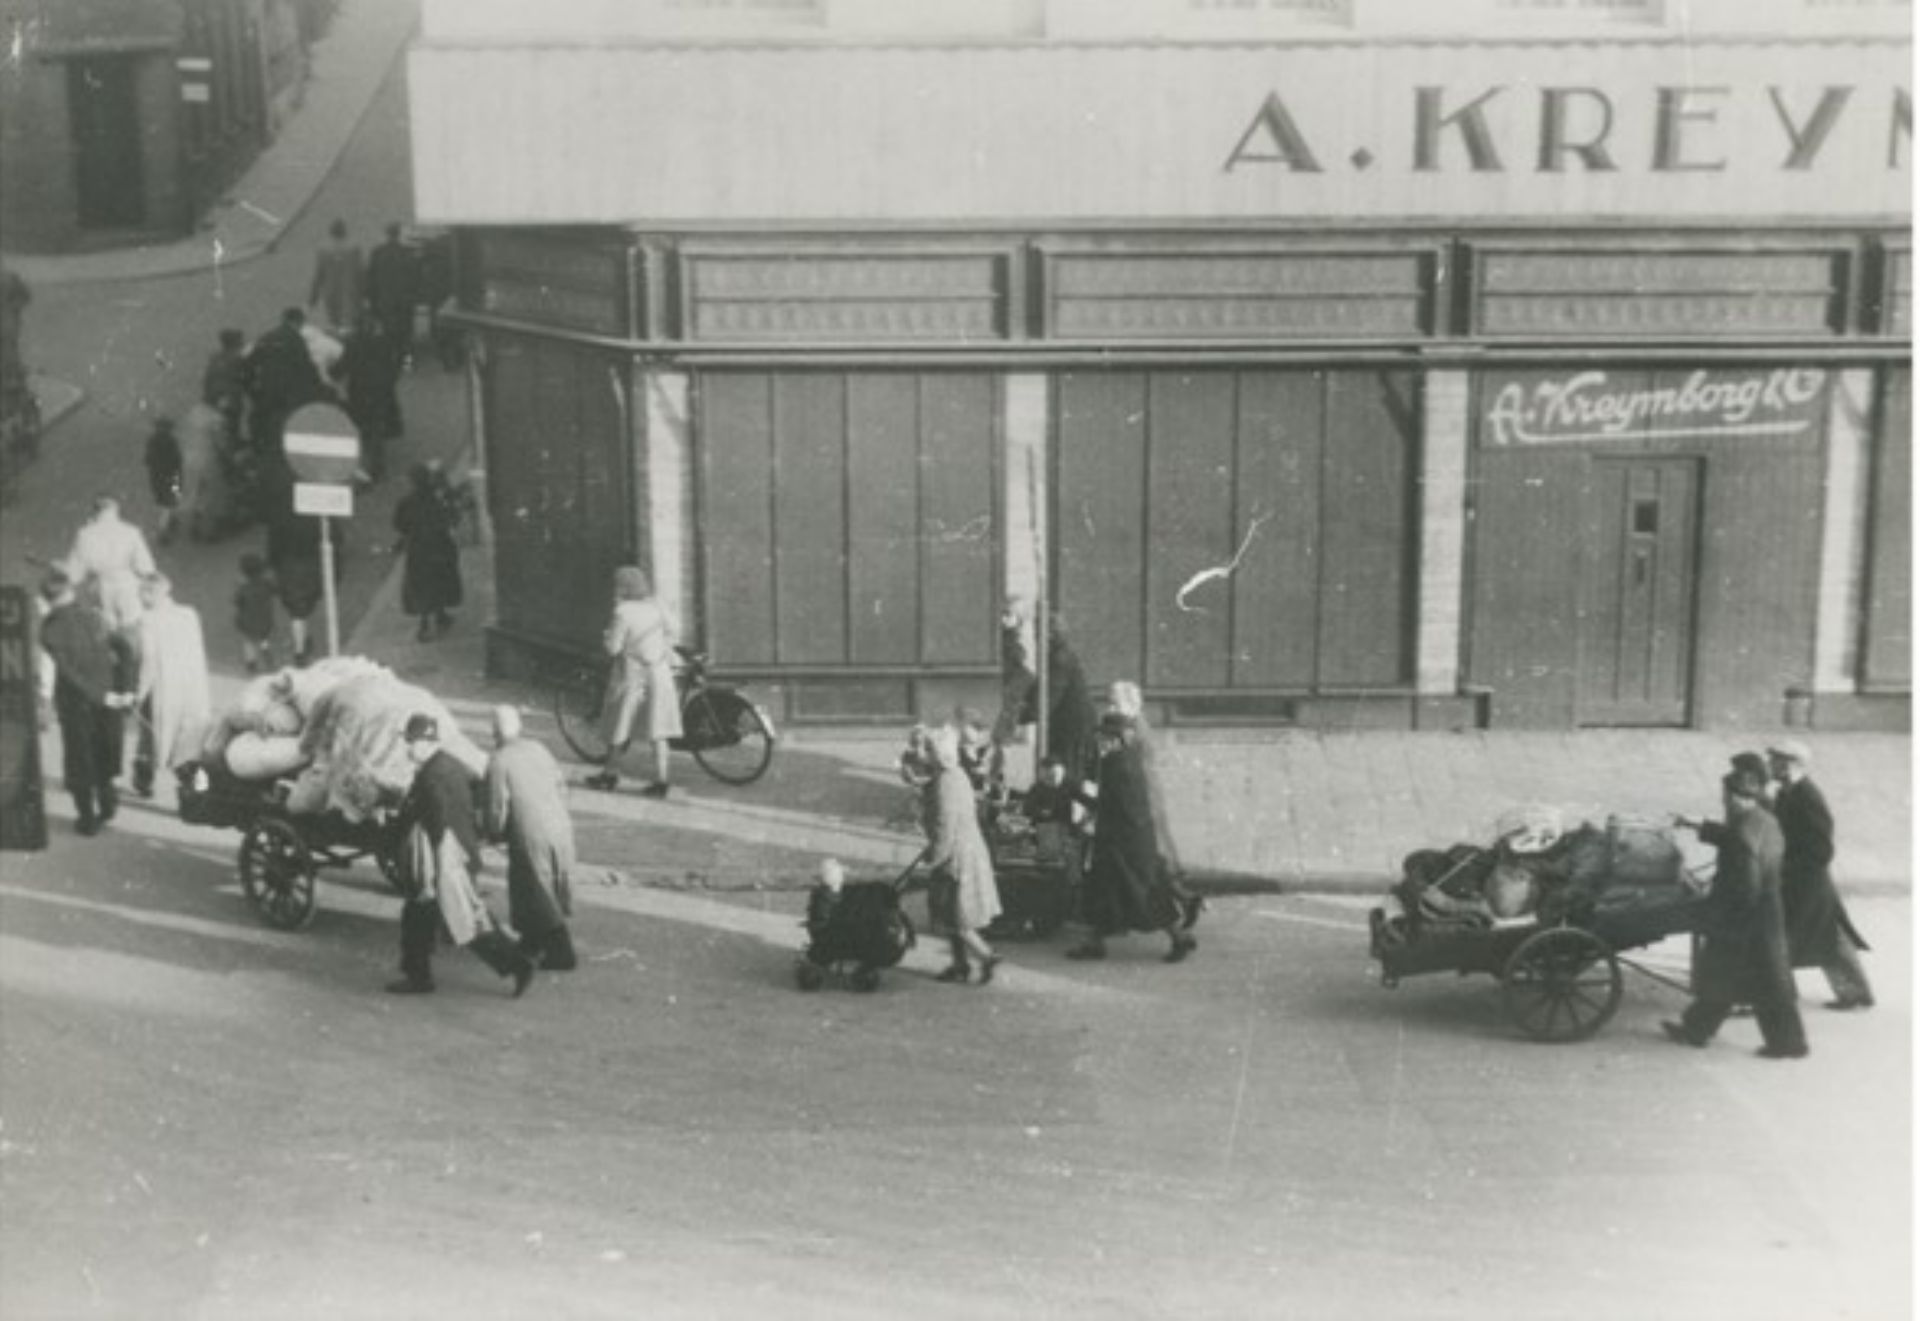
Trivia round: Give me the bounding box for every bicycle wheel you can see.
[686,689,775,786]
[553,665,612,764]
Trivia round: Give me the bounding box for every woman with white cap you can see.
[1766,738,1874,1011]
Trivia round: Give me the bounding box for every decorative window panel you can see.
[1046,251,1432,339]
[469,230,630,336]
[1474,247,1848,338]
[683,252,1008,341]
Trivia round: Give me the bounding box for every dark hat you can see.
[1729,752,1768,780]
[403,713,439,743]
[1722,768,1768,801]
[1098,711,1134,736]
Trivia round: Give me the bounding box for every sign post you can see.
[283,402,361,659]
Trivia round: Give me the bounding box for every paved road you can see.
[1,60,465,656]
[0,797,1907,1320]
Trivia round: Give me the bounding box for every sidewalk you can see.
[339,543,1915,897]
[2,0,419,287]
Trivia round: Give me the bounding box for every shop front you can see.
[414,4,1910,731]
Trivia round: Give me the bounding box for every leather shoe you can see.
[1660,1020,1705,1048]
[977,956,1002,986]
[1825,997,1874,1011]
[935,963,971,983]
[1164,934,1197,964]
[1064,942,1106,961]
[1756,1043,1810,1059]
[640,782,671,800]
[584,771,619,792]
[385,978,435,995]
[511,960,536,998]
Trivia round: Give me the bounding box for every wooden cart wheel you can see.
[238,816,319,931]
[1501,927,1623,1043]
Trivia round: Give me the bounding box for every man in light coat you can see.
[131,574,211,799]
[483,705,578,972]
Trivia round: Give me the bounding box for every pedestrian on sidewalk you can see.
[331,314,402,483]
[1066,712,1197,964]
[1105,680,1203,933]
[483,705,579,972]
[262,460,338,665]
[1043,613,1099,788]
[587,566,681,799]
[922,725,1003,985]
[389,714,535,998]
[143,416,184,546]
[1766,740,1874,1011]
[393,462,462,641]
[38,571,136,837]
[233,552,278,673]
[308,219,364,335]
[365,222,420,367]
[243,308,329,457]
[1663,767,1807,1059]
[991,594,1039,758]
[58,496,156,632]
[130,574,211,799]
[202,328,249,449]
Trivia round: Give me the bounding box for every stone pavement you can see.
[2,0,419,287]
[334,542,1914,898]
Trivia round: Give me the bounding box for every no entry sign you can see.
[284,401,361,484]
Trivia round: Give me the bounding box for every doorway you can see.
[67,57,145,229]
[1577,458,1701,726]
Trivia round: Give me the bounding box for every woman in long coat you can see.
[1067,713,1197,963]
[393,462,463,641]
[131,575,211,797]
[587,566,682,798]
[923,725,1002,985]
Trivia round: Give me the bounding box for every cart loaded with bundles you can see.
[1368,806,1709,1042]
[175,656,489,930]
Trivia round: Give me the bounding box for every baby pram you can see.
[794,856,919,992]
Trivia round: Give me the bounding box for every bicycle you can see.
[551,646,778,786]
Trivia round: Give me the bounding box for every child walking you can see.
[234,552,278,672]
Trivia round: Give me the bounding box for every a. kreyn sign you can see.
[411,39,1910,222]
[1483,367,1831,446]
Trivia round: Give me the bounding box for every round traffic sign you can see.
[283,401,361,484]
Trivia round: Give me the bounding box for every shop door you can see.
[1578,458,1700,726]
[67,58,145,228]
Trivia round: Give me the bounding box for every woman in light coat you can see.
[587,566,682,799]
[131,574,211,796]
[923,725,1003,985]
[60,497,156,632]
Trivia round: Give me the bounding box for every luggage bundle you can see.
[185,656,485,823]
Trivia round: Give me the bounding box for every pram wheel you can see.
[794,960,826,991]
[849,967,881,993]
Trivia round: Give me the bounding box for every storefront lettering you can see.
[1485,368,1829,445]
[1224,84,1912,173]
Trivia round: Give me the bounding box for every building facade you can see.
[411,0,1912,731]
[0,0,317,252]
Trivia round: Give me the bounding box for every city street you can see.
[0,795,1909,1320]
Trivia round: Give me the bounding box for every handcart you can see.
[176,760,405,931]
[1368,816,1708,1043]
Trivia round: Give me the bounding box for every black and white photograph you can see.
[0,0,1911,1316]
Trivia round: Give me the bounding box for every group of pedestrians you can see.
[891,601,1205,987]
[1665,739,1874,1061]
[37,500,211,835]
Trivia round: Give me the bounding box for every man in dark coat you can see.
[243,308,329,457]
[330,315,403,484]
[1043,614,1099,787]
[1065,713,1196,964]
[1767,739,1873,1010]
[389,714,535,997]
[1663,768,1808,1059]
[38,572,135,836]
[393,462,463,641]
[364,222,420,367]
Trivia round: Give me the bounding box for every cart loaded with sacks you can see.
[1369,809,1709,1042]
[174,656,488,930]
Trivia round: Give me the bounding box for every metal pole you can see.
[319,514,339,656]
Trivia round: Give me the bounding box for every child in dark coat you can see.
[233,552,278,672]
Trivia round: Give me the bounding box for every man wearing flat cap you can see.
[1767,739,1873,1011]
[1664,767,1806,1058]
[389,713,535,997]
